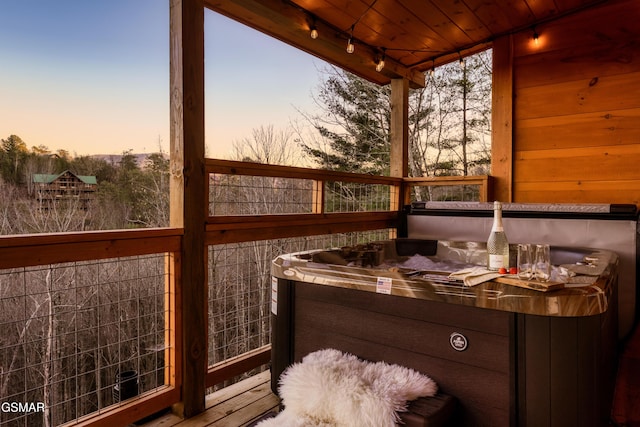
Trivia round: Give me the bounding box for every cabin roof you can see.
[32,170,97,185]
[206,0,605,88]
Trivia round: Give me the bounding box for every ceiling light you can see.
[376,49,386,72]
[346,37,354,54]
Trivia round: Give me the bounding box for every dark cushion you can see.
[400,393,456,427]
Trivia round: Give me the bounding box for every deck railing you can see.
[0,229,182,427]
[204,159,402,389]
[405,175,493,203]
[0,161,490,425]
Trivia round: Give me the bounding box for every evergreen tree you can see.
[301,70,391,175]
[301,50,492,180]
[0,134,29,184]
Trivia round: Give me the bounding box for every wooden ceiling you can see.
[205,0,607,88]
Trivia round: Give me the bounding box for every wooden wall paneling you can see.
[515,144,640,182]
[515,181,640,206]
[511,0,640,207]
[513,0,640,84]
[515,71,640,120]
[516,109,640,152]
[170,0,207,417]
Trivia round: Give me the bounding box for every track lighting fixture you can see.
[459,53,465,68]
[310,25,318,39]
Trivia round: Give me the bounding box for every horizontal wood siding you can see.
[511,0,640,206]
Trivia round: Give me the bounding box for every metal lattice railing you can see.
[207,230,393,385]
[0,255,169,427]
[209,174,315,216]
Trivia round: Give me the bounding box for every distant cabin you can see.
[32,170,97,210]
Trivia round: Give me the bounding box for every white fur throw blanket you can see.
[257,348,437,427]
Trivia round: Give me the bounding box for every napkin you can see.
[449,266,502,287]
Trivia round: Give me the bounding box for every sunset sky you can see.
[0,1,324,158]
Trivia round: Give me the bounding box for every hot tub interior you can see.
[303,238,597,274]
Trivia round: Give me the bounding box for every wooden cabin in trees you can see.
[32,170,97,209]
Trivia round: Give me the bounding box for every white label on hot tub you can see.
[271,276,278,315]
[376,277,392,294]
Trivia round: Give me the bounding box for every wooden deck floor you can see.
[139,371,280,427]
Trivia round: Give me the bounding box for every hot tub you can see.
[271,238,619,426]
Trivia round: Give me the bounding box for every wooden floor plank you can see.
[179,382,274,426]
[139,371,280,427]
[211,394,280,427]
[136,411,183,427]
[205,372,272,409]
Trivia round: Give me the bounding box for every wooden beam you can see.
[491,35,514,203]
[170,0,207,417]
[206,159,402,185]
[69,388,180,427]
[204,0,425,88]
[404,175,493,202]
[390,78,409,208]
[206,158,402,185]
[207,345,271,387]
[205,212,398,244]
[0,229,182,270]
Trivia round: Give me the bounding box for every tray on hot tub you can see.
[404,269,564,292]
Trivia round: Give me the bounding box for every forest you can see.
[0,51,492,426]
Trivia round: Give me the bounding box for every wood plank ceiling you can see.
[205,0,607,88]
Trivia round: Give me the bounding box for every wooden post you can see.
[491,35,514,203]
[164,252,180,391]
[312,180,324,214]
[170,0,206,417]
[390,78,409,210]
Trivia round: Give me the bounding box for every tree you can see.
[299,69,392,175]
[137,152,170,227]
[231,125,302,166]
[300,50,493,183]
[0,134,29,184]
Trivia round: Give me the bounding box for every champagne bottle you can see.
[487,201,509,270]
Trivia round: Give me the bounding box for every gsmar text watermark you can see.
[1,401,45,413]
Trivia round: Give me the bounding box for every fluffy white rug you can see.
[257,349,437,427]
